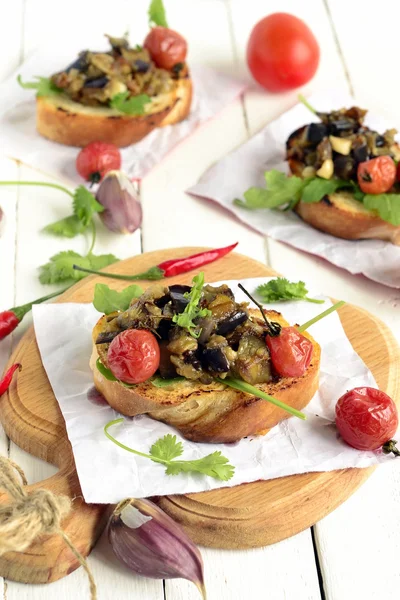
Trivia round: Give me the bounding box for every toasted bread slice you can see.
[36,77,192,148]
[90,309,320,444]
[288,142,400,245]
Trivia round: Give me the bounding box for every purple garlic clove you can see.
[96,170,142,234]
[108,498,206,598]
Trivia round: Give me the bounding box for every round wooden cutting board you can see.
[0,248,399,584]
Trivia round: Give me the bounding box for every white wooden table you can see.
[0,1,399,598]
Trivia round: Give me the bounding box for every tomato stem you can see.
[298,94,318,116]
[382,439,400,457]
[238,283,281,337]
[0,180,74,198]
[297,301,345,332]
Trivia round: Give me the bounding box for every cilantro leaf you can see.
[93,283,143,314]
[110,92,151,116]
[150,434,183,462]
[363,193,400,226]
[17,75,62,97]
[105,419,235,481]
[256,278,324,304]
[96,359,136,387]
[236,170,304,210]
[73,186,104,227]
[43,214,87,238]
[172,272,211,337]
[164,452,235,481]
[39,251,118,284]
[148,0,168,27]
[301,178,353,203]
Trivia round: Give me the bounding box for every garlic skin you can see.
[96,170,142,234]
[108,498,206,598]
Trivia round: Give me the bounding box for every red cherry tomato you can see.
[107,330,160,384]
[247,13,320,92]
[266,326,313,378]
[336,387,398,451]
[76,142,121,184]
[144,26,187,70]
[357,156,396,194]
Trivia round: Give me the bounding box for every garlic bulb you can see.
[96,170,142,234]
[108,498,206,598]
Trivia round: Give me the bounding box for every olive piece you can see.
[333,155,355,180]
[306,123,328,144]
[84,76,109,89]
[202,347,230,374]
[134,60,150,73]
[65,51,88,73]
[216,311,248,336]
[375,135,385,147]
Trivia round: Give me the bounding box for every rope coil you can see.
[0,456,96,599]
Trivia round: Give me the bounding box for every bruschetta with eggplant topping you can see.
[18,22,191,147]
[237,99,400,244]
[90,273,322,444]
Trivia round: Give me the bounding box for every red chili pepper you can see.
[0,363,21,396]
[72,243,239,281]
[0,287,69,342]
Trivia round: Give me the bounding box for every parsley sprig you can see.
[105,418,235,481]
[110,92,151,116]
[256,278,324,304]
[172,272,211,337]
[148,0,169,27]
[17,75,62,97]
[93,283,143,314]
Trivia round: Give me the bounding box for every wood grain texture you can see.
[0,247,398,586]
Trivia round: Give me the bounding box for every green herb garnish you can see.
[148,0,169,28]
[363,193,400,226]
[172,272,211,337]
[39,251,118,285]
[110,92,151,115]
[17,75,62,97]
[105,420,235,481]
[93,283,143,314]
[96,359,135,388]
[151,376,185,388]
[256,278,324,304]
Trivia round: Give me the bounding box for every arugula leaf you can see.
[43,214,87,238]
[17,75,62,97]
[73,186,104,227]
[151,376,185,388]
[110,92,151,116]
[256,278,324,304]
[93,283,143,314]
[301,178,352,203]
[148,0,168,27]
[363,193,400,226]
[96,359,136,388]
[236,170,304,210]
[172,272,211,337]
[39,251,118,284]
[150,434,183,461]
[105,419,235,482]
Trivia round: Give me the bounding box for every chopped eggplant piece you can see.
[169,285,191,313]
[329,119,356,136]
[202,347,230,374]
[95,330,120,345]
[234,335,272,385]
[316,138,332,165]
[134,59,150,73]
[307,122,328,144]
[375,135,385,148]
[197,317,215,345]
[65,52,88,73]
[216,311,248,336]
[333,155,355,180]
[84,76,109,88]
[353,142,369,163]
[158,341,177,378]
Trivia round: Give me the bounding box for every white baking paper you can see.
[0,37,246,183]
[187,90,400,288]
[32,278,399,504]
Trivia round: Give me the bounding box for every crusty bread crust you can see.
[288,147,400,245]
[36,77,192,148]
[91,309,321,443]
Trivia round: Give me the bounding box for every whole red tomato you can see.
[144,26,187,70]
[357,156,396,194]
[76,142,121,184]
[266,327,313,378]
[247,13,320,92]
[335,387,398,451]
[107,329,160,384]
